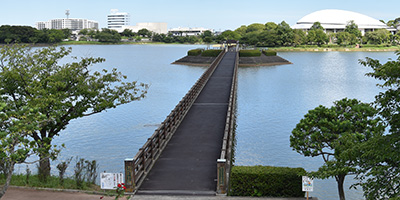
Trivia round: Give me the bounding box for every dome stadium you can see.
[292,9,397,35]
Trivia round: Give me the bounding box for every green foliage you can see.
[0,44,148,180]
[239,50,261,57]
[187,49,203,56]
[310,22,324,30]
[276,21,294,46]
[201,49,223,57]
[363,29,391,45]
[0,25,69,44]
[357,51,400,199]
[262,49,277,56]
[307,29,328,46]
[336,32,358,46]
[137,28,152,37]
[95,28,121,43]
[229,166,305,197]
[291,98,384,200]
[246,23,265,33]
[218,30,241,42]
[344,20,361,38]
[293,29,307,46]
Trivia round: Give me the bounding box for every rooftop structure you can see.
[107,9,130,29]
[292,9,397,35]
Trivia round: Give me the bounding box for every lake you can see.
[17,45,396,200]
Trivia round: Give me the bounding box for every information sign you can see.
[100,173,124,190]
[302,176,314,192]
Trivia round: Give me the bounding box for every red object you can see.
[123,186,126,190]
[117,184,121,188]
[121,183,125,185]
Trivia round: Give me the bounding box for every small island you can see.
[173,48,292,67]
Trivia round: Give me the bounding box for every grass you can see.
[0,174,108,193]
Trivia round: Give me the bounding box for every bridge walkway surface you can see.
[136,50,237,195]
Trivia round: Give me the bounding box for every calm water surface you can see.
[19,45,397,200]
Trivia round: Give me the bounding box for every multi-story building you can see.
[169,27,213,36]
[107,9,167,34]
[36,18,98,32]
[107,9,130,29]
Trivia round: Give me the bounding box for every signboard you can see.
[302,176,314,192]
[100,173,124,190]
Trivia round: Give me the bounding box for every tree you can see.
[220,30,241,41]
[344,20,361,39]
[290,98,384,200]
[265,22,278,31]
[307,29,328,46]
[121,29,135,37]
[336,32,358,46]
[79,29,88,35]
[257,29,278,47]
[234,25,247,37]
[276,21,294,46]
[95,29,121,43]
[246,23,265,33]
[293,29,307,46]
[310,21,324,30]
[0,102,60,198]
[0,45,148,179]
[357,51,400,199]
[137,28,151,37]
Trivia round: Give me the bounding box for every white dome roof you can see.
[292,9,389,30]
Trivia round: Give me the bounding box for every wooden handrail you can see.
[217,48,239,194]
[125,48,227,193]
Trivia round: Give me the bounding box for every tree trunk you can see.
[38,155,51,181]
[0,162,14,199]
[337,174,346,200]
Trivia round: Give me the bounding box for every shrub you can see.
[187,49,203,56]
[201,49,223,57]
[239,50,261,57]
[262,49,277,56]
[229,165,305,197]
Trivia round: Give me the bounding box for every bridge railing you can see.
[217,48,239,194]
[124,48,227,193]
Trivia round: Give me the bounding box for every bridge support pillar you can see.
[124,158,135,192]
[217,159,227,194]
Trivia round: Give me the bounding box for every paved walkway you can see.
[3,187,317,200]
[137,51,237,195]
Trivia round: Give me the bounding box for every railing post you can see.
[217,158,227,194]
[124,158,135,192]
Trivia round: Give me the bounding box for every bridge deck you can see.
[137,51,237,195]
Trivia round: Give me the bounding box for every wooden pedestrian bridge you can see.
[124,46,238,195]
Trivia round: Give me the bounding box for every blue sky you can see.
[0,0,398,31]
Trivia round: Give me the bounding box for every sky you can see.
[0,0,399,31]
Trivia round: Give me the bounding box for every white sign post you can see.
[100,173,124,190]
[302,176,313,200]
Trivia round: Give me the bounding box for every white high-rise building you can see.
[36,19,98,31]
[107,9,130,29]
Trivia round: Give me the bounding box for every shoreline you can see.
[268,47,400,52]
[1,42,399,52]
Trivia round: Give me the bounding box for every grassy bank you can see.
[0,174,101,192]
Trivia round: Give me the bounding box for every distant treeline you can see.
[2,19,400,46]
[0,25,71,44]
[211,20,400,47]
